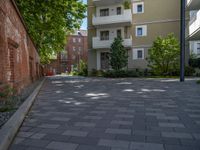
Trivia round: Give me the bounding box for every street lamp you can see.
[180,0,186,82]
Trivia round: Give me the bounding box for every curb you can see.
[0,78,46,150]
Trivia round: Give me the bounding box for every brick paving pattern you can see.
[9,76,200,150]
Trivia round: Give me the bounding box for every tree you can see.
[16,0,86,64]
[110,37,128,71]
[147,34,180,76]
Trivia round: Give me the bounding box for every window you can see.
[197,43,200,54]
[78,38,81,43]
[133,48,144,60]
[73,46,76,51]
[137,28,143,36]
[100,31,109,40]
[137,50,143,59]
[117,29,121,38]
[117,7,122,15]
[137,4,143,13]
[136,25,147,37]
[133,2,144,14]
[100,9,109,17]
[73,38,76,43]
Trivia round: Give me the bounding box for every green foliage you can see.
[185,66,195,76]
[16,0,87,64]
[110,37,128,71]
[189,58,200,69]
[103,70,141,78]
[0,85,18,112]
[123,0,131,9]
[197,80,200,84]
[78,60,88,76]
[147,34,180,76]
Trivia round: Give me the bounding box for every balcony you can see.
[189,10,200,40]
[187,0,200,10]
[92,37,132,49]
[93,0,123,6]
[92,9,132,27]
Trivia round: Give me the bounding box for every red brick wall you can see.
[66,35,88,72]
[0,0,40,92]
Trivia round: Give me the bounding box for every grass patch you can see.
[197,80,200,84]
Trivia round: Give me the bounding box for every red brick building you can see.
[45,30,88,74]
[65,30,88,73]
[0,0,41,92]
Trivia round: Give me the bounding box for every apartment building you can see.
[44,30,88,75]
[65,30,88,72]
[88,0,180,71]
[187,0,200,56]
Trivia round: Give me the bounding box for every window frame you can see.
[135,25,147,37]
[133,48,144,60]
[100,31,109,41]
[100,8,109,17]
[133,2,144,14]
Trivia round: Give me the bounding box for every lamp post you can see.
[180,0,186,82]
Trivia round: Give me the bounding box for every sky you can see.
[80,0,87,30]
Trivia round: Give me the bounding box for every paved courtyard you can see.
[9,76,200,150]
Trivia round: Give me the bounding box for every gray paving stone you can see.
[130,142,164,150]
[111,120,132,125]
[161,132,193,139]
[8,77,200,150]
[38,124,60,129]
[75,122,96,127]
[106,128,131,135]
[30,133,46,139]
[159,123,185,128]
[50,117,70,122]
[13,137,25,144]
[46,141,78,150]
[98,139,129,148]
[17,132,34,138]
[62,130,88,137]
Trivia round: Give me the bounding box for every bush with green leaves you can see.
[0,85,18,112]
[189,58,200,69]
[110,37,128,71]
[78,60,88,76]
[103,70,142,78]
[147,34,180,76]
[123,0,131,9]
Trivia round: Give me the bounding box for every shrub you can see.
[78,60,88,76]
[197,80,200,84]
[103,70,140,78]
[189,58,200,69]
[147,34,180,76]
[185,66,195,76]
[110,37,128,71]
[123,0,131,9]
[0,85,18,112]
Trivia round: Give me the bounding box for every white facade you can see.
[92,9,132,26]
[189,10,200,40]
[187,0,200,55]
[190,41,200,56]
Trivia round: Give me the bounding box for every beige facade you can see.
[88,0,181,71]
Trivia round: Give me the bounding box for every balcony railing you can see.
[93,0,123,6]
[189,10,200,38]
[187,0,200,10]
[92,37,132,49]
[92,9,132,26]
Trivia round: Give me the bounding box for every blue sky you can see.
[80,0,87,30]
